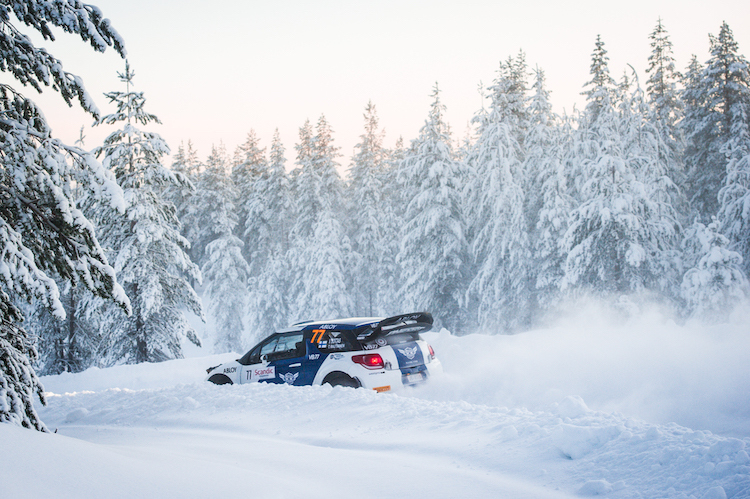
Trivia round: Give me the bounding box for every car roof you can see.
[285,316,383,331]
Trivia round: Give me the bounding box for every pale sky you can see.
[7,0,750,172]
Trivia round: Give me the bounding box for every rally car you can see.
[205,312,442,392]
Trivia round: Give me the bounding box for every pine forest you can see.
[1,3,749,431]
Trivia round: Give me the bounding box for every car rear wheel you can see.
[324,373,360,388]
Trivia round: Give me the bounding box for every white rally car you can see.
[206,312,442,392]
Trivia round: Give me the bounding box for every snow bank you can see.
[25,377,750,498]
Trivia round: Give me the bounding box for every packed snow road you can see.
[3,306,750,498]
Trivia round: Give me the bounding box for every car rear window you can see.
[382,331,421,345]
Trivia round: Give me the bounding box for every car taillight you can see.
[428,344,435,360]
[352,353,385,370]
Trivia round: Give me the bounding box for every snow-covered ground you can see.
[3,304,750,498]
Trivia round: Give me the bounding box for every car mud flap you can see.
[393,341,428,386]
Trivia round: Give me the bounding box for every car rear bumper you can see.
[357,357,443,392]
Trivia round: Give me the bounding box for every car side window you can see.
[265,332,305,361]
[260,337,281,357]
[239,336,274,365]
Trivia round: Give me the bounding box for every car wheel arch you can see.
[322,371,361,388]
[208,373,233,385]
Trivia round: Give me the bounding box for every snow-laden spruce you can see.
[347,102,394,317]
[682,22,750,220]
[528,70,574,311]
[92,64,203,365]
[715,39,750,277]
[681,220,749,321]
[645,18,683,136]
[234,130,269,265]
[0,0,128,431]
[243,130,293,341]
[562,38,681,299]
[396,84,468,333]
[288,116,353,321]
[165,140,201,262]
[197,150,251,353]
[464,56,531,333]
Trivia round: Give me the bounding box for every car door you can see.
[239,335,279,384]
[266,332,306,385]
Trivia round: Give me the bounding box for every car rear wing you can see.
[356,312,433,342]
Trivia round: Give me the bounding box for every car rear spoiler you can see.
[357,312,433,342]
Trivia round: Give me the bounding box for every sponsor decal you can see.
[308,354,321,360]
[320,324,336,329]
[397,326,423,334]
[330,353,344,360]
[279,372,299,385]
[373,385,391,393]
[376,338,387,346]
[398,346,419,360]
[249,366,275,381]
[363,343,378,350]
[223,367,237,374]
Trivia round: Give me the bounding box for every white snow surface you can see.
[3,305,750,498]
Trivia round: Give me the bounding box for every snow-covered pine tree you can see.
[716,54,750,276]
[93,63,203,365]
[465,54,529,258]
[288,116,353,321]
[681,219,749,321]
[396,84,468,332]
[682,22,750,220]
[464,58,531,332]
[198,149,251,353]
[377,135,405,315]
[526,69,573,311]
[562,39,679,298]
[524,67,556,235]
[33,134,109,375]
[645,18,685,196]
[0,0,128,431]
[581,35,617,127]
[646,18,683,135]
[619,72,683,298]
[244,129,292,342]
[348,101,389,316]
[233,130,267,260]
[30,280,100,375]
[165,140,201,236]
[184,143,231,269]
[679,54,707,219]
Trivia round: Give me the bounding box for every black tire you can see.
[208,374,233,385]
[324,373,360,388]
